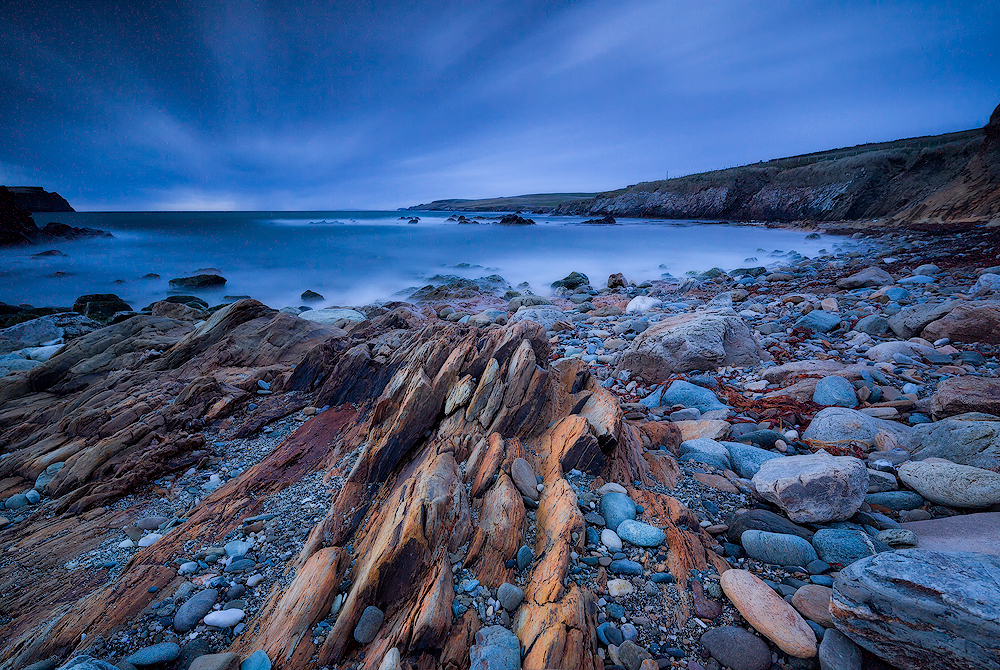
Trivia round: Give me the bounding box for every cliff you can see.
[0,186,109,247]
[408,193,597,213]
[4,186,75,212]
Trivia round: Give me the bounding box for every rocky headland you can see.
[0,187,110,248]
[412,103,1000,230]
[2,222,1000,670]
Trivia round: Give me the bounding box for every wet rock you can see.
[897,460,1000,508]
[470,625,521,670]
[72,294,132,322]
[751,452,868,523]
[619,309,768,379]
[740,530,818,566]
[168,274,226,289]
[830,549,1000,670]
[700,626,771,670]
[125,643,181,666]
[720,569,817,658]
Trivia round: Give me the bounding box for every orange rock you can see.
[464,472,526,587]
[791,584,834,628]
[720,569,817,658]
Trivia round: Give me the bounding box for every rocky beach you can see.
[2,202,1000,670]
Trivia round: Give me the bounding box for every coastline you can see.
[1,221,999,669]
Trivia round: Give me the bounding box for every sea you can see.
[0,211,844,310]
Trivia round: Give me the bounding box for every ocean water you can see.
[0,211,841,310]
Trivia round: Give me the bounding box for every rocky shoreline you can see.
[2,224,1000,670]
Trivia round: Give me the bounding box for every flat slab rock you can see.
[901,512,1000,556]
[830,549,1000,670]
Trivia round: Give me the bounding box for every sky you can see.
[1,1,997,211]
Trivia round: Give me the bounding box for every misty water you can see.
[1,211,840,310]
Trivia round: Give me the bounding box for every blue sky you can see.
[1,0,997,210]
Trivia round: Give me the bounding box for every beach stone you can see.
[239,651,270,670]
[496,582,523,611]
[601,528,623,551]
[174,589,218,632]
[600,491,637,531]
[516,544,533,571]
[812,376,858,407]
[837,266,893,289]
[818,629,862,670]
[617,640,654,670]
[626,296,661,314]
[509,307,565,330]
[726,509,814,544]
[136,516,168,530]
[609,559,643,575]
[866,469,897,492]
[354,605,384,644]
[795,310,842,333]
[812,529,886,567]
[720,569,817,658]
[508,295,552,310]
[802,407,912,448]
[225,558,256,573]
[137,533,163,547]
[188,654,239,670]
[297,308,365,324]
[752,452,868,523]
[901,512,1000,555]
[864,490,925,510]
[725,441,784,479]
[650,380,727,413]
[679,438,732,469]
[830,549,1000,670]
[470,625,521,670]
[700,626,771,670]
[616,519,665,547]
[204,609,245,627]
[876,528,918,548]
[792,584,834,628]
[906,418,1000,470]
[607,579,634,597]
[922,300,1000,344]
[598,621,625,645]
[929,376,1000,418]
[888,301,957,339]
[125,643,180,666]
[619,309,767,379]
[510,458,539,500]
[58,657,122,670]
[852,314,890,336]
[865,340,936,363]
[897,460,1000,508]
[225,539,253,558]
[740,530,818,566]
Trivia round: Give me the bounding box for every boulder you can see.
[643,380,727,412]
[700,626,772,670]
[508,307,565,330]
[864,340,936,363]
[740,530,818,566]
[725,442,784,479]
[905,418,1000,469]
[297,308,366,325]
[811,529,886,567]
[802,407,912,448]
[887,301,957,339]
[897,460,1000,508]
[752,453,868,523]
[619,309,768,380]
[72,294,132,322]
[818,629,862,670]
[168,274,227,289]
[922,300,1000,344]
[812,376,858,407]
[929,376,1000,418]
[470,625,521,670]
[830,550,1000,670]
[836,267,893,289]
[720,569,817,658]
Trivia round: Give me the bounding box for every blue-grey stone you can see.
[651,572,675,583]
[4,493,29,510]
[225,540,253,559]
[597,622,624,646]
[516,544,534,571]
[795,310,842,333]
[125,643,180,666]
[811,575,835,586]
[599,492,637,531]
[608,559,643,575]
[812,528,889,567]
[60,656,121,670]
[854,314,891,336]
[470,625,521,670]
[174,589,218,632]
[240,651,271,670]
[724,442,785,479]
[353,605,384,644]
[616,519,665,547]
[740,530,818,566]
[225,558,256,573]
[883,287,910,301]
[865,491,925,510]
[679,438,732,470]
[497,582,524,611]
[813,376,858,408]
[585,526,601,546]
[605,602,625,619]
[654,380,727,412]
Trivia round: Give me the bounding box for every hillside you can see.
[411,104,1000,228]
[407,192,597,212]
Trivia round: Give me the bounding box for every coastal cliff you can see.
[5,186,75,212]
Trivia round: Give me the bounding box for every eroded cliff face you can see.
[555,133,986,224]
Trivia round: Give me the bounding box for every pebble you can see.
[601,528,623,551]
[137,533,163,547]
[173,589,218,633]
[607,579,635,596]
[239,650,271,670]
[600,491,637,531]
[354,605,385,644]
[615,519,665,547]
[516,544,534,571]
[125,643,180,666]
[496,582,524,611]
[700,626,772,670]
[204,608,245,627]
